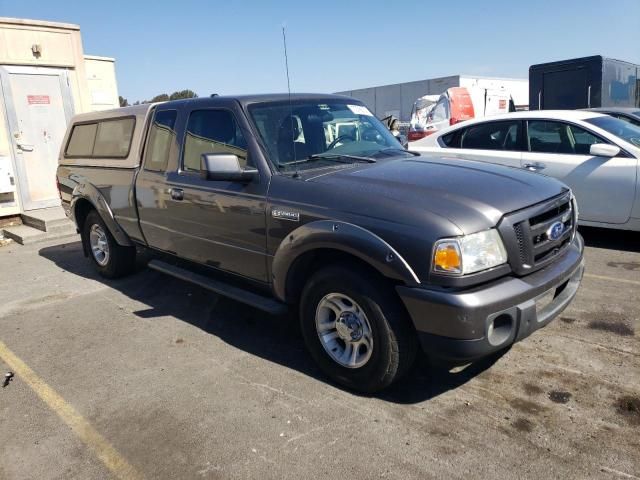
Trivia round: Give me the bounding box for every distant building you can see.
[0,17,120,217]
[336,75,528,122]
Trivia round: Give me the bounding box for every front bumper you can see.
[397,233,585,362]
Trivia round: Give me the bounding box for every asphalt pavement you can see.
[0,227,638,479]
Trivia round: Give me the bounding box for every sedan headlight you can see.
[432,229,508,275]
[570,190,579,224]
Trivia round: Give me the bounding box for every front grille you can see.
[513,223,527,264]
[501,193,575,276]
[529,201,571,226]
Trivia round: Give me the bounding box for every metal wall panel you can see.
[601,58,639,108]
[337,75,480,121]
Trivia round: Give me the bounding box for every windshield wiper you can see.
[379,147,421,157]
[307,154,376,163]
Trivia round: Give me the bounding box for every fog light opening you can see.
[487,313,514,346]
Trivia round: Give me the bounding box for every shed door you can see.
[1,69,72,210]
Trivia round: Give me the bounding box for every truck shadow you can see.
[39,240,504,404]
[579,226,640,253]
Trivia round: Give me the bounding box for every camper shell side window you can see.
[64,116,136,159]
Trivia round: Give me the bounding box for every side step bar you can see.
[147,259,288,316]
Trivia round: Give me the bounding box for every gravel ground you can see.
[0,227,638,479]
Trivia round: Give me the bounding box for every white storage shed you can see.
[0,17,120,218]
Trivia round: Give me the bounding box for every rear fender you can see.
[71,182,133,247]
[271,220,420,302]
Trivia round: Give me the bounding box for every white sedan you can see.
[411,110,640,231]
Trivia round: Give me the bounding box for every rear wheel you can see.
[300,265,417,393]
[82,210,135,278]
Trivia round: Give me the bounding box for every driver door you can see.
[521,120,637,224]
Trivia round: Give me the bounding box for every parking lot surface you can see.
[0,227,638,479]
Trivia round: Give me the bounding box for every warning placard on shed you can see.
[27,95,50,105]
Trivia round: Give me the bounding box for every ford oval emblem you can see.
[547,221,565,241]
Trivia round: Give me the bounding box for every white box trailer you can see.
[0,17,119,217]
[336,75,528,122]
[459,77,529,110]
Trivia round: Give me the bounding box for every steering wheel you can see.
[327,134,355,150]
[362,128,385,144]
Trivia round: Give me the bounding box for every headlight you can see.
[433,229,508,275]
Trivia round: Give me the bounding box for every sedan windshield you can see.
[585,115,640,148]
[248,100,405,172]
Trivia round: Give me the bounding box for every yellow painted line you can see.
[584,273,640,286]
[0,341,144,480]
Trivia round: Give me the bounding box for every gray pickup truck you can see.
[57,94,584,392]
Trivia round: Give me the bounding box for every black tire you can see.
[300,264,417,393]
[82,210,135,278]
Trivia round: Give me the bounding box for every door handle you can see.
[16,143,34,152]
[169,188,184,201]
[523,162,546,171]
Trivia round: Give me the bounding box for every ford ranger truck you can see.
[56,94,585,393]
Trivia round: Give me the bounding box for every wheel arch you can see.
[71,184,133,247]
[272,220,420,303]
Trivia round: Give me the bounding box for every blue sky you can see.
[1,0,639,102]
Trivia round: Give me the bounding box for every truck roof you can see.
[60,93,361,170]
[68,93,357,124]
[159,93,355,108]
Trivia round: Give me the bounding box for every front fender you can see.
[271,220,420,302]
[71,182,133,247]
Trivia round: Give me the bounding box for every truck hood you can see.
[306,155,569,234]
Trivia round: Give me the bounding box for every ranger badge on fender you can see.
[271,208,300,222]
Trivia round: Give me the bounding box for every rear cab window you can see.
[144,110,178,172]
[65,117,135,158]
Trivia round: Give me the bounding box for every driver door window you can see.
[528,121,605,155]
[182,109,248,171]
[568,124,600,154]
[528,120,576,155]
[528,121,568,153]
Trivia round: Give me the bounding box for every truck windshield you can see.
[585,115,640,148]
[248,101,404,172]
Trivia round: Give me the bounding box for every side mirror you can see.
[200,153,258,182]
[589,143,620,158]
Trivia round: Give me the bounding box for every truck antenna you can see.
[282,25,299,178]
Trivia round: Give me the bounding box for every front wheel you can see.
[300,265,417,393]
[82,210,135,278]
